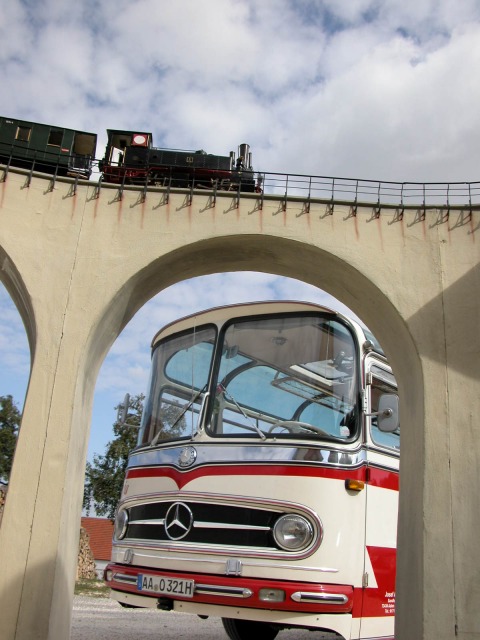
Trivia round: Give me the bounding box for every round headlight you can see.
[114,509,129,540]
[273,514,314,551]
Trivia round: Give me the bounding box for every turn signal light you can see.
[345,479,365,491]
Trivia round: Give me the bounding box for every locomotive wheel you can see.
[221,618,279,640]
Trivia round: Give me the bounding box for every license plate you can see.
[137,574,195,598]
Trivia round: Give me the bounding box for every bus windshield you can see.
[209,314,358,440]
[137,312,359,446]
[137,325,216,446]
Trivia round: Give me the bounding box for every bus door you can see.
[360,357,399,637]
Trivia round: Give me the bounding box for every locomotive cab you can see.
[103,130,152,168]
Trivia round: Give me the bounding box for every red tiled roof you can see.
[81,517,114,561]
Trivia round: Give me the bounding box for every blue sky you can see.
[1,0,480,461]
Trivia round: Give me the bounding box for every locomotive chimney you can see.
[238,143,251,169]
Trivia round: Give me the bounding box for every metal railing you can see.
[255,172,480,211]
[1,145,479,211]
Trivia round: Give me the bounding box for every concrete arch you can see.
[84,235,425,637]
[0,170,478,639]
[0,245,36,360]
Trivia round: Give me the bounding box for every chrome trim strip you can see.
[128,442,367,472]
[115,546,338,573]
[120,490,322,517]
[130,519,270,532]
[194,521,271,531]
[195,584,253,598]
[122,539,281,554]
[244,561,338,573]
[113,573,138,585]
[291,591,348,604]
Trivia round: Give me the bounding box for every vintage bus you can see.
[104,301,400,640]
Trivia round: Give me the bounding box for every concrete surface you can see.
[0,168,479,639]
[71,596,339,640]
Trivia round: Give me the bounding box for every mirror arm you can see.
[364,408,394,418]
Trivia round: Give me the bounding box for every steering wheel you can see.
[268,420,330,436]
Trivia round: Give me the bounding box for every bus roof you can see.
[151,300,352,348]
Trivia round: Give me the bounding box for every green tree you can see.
[0,395,21,483]
[83,394,144,518]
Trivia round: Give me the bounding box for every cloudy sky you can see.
[1,0,480,461]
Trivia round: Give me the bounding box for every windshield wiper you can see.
[219,384,267,441]
[150,385,207,447]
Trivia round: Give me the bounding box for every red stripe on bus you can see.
[368,466,399,491]
[352,546,397,620]
[126,463,398,491]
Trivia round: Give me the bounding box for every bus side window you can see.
[369,373,400,450]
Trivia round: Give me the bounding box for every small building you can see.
[80,517,114,579]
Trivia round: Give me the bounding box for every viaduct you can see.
[0,166,478,639]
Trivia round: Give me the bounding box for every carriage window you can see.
[15,126,31,142]
[48,129,64,146]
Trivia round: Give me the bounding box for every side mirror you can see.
[117,393,130,425]
[377,394,400,433]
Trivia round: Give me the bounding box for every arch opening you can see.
[0,230,425,639]
[0,252,33,516]
[87,269,364,465]
[80,235,422,636]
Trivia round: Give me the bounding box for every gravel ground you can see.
[71,595,339,640]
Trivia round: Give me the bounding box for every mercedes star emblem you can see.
[178,446,197,468]
[164,502,194,540]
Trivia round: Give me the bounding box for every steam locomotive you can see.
[100,129,257,192]
[0,116,258,192]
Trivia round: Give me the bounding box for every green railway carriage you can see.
[0,116,97,178]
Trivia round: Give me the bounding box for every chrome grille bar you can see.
[195,584,253,598]
[291,591,348,604]
[130,518,271,531]
[194,521,271,531]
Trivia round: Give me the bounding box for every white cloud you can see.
[1,0,479,456]
[2,0,480,181]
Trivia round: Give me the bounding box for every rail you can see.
[1,143,479,212]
